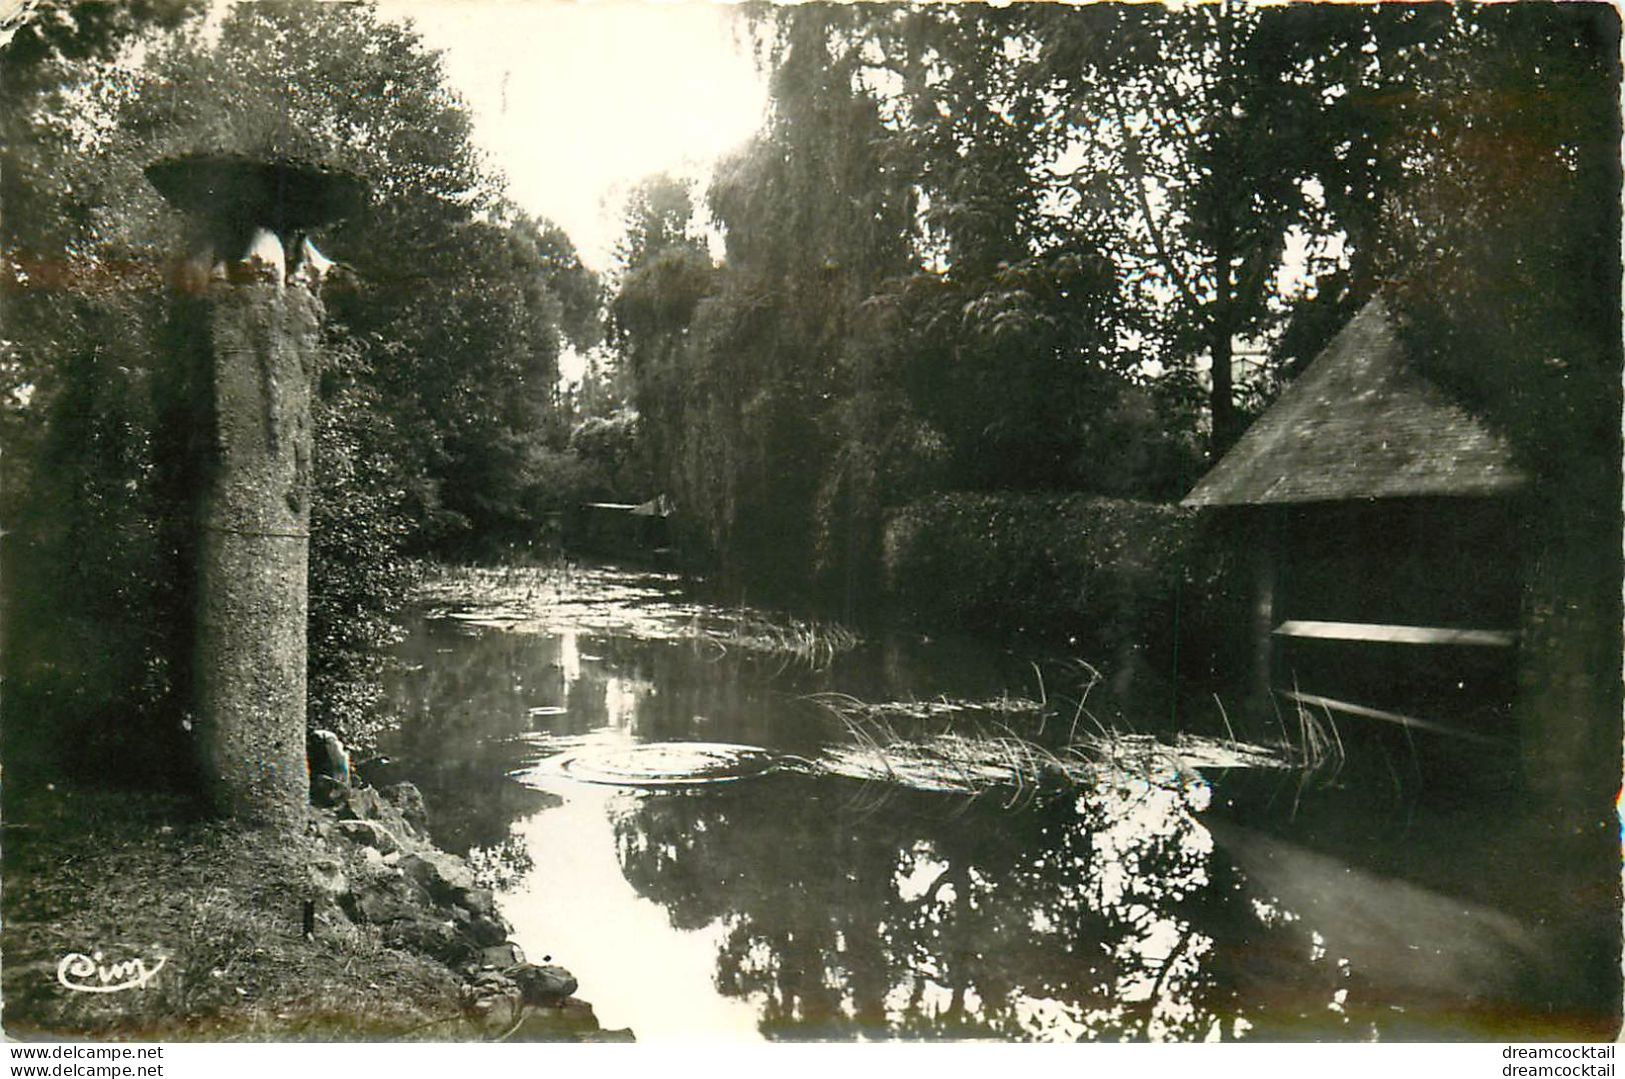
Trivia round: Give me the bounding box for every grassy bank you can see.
[2,789,455,1040]
[0,784,608,1042]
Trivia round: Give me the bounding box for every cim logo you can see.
[56,951,167,994]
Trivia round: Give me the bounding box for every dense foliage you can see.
[608,2,1619,625]
[1376,5,1620,507]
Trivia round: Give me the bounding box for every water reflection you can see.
[384,586,993,851]
[386,624,575,852]
[604,769,1329,1040]
[383,565,1614,1041]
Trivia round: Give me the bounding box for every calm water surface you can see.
[382,564,1618,1042]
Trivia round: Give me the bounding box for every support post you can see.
[1248,521,1277,716]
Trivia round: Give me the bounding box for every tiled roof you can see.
[1183,297,1528,507]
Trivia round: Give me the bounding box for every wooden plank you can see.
[1273,620,1517,647]
[1278,690,1502,746]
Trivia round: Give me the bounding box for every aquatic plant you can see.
[1279,680,1347,777]
[415,562,565,612]
[804,690,1044,724]
[1261,680,1349,815]
[808,662,1306,808]
[687,610,863,671]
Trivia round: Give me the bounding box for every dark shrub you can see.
[882,492,1247,689]
[307,368,419,752]
[568,410,653,503]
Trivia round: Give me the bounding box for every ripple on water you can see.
[543,741,784,788]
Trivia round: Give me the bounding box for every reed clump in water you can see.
[416,562,561,613]
[805,691,1044,724]
[806,662,1144,808]
[809,661,1342,807]
[691,611,862,671]
[1277,682,1348,777]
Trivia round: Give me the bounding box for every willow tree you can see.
[611,6,920,600]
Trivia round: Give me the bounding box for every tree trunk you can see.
[1208,0,1241,459]
[1210,317,1237,456]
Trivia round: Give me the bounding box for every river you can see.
[381,563,1618,1042]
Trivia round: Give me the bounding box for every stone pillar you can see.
[146,154,363,824]
[191,267,321,821]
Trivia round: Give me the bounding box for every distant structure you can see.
[146,152,365,824]
[1184,298,1556,781]
[567,497,674,563]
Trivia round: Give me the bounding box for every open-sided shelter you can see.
[1184,298,1536,769]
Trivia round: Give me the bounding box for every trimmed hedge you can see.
[882,491,1245,680]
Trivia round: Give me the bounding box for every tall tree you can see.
[607,172,713,479]
[864,6,1157,494]
[612,172,709,276]
[1033,3,1445,454]
[2,0,215,788]
[612,5,921,598]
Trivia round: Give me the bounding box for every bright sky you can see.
[374,0,769,273]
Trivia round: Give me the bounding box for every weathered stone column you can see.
[145,153,364,823]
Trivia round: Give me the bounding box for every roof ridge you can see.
[1183,296,1527,508]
